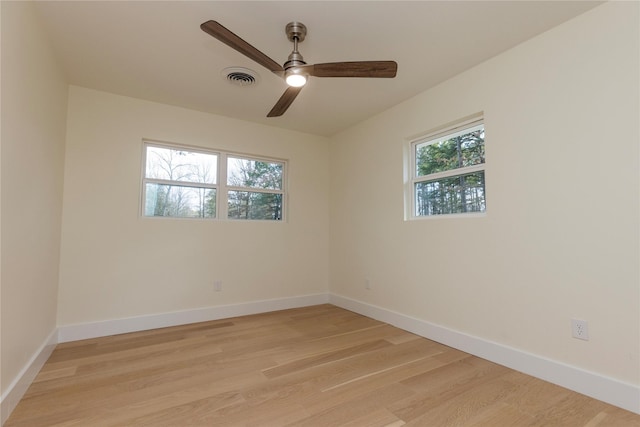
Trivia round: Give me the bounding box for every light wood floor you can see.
[6,305,640,426]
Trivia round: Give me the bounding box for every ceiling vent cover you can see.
[222,67,259,87]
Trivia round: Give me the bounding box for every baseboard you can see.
[58,293,330,343]
[1,328,58,425]
[329,293,640,415]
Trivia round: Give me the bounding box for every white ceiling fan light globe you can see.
[285,74,307,87]
[285,68,307,87]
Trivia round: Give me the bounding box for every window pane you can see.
[145,183,216,218]
[415,171,485,216]
[227,191,282,220]
[416,126,485,176]
[227,157,283,190]
[146,146,217,184]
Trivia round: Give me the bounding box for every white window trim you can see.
[141,140,288,222]
[405,117,486,220]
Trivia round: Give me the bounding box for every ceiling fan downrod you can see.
[284,22,307,69]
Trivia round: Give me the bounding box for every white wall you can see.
[57,86,330,326]
[329,1,639,387]
[1,0,68,411]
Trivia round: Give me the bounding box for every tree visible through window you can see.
[411,121,485,217]
[227,157,284,220]
[142,142,286,221]
[144,146,217,218]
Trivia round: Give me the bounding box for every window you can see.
[144,145,218,218]
[142,141,286,221]
[226,156,284,220]
[409,119,485,217]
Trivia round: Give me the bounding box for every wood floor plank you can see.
[289,383,416,427]
[261,339,393,379]
[300,355,451,416]
[336,408,405,427]
[463,401,535,426]
[269,324,403,365]
[240,338,445,408]
[32,367,77,383]
[5,305,639,427]
[401,373,523,426]
[30,336,224,395]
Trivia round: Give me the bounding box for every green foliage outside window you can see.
[414,126,485,216]
[227,158,283,220]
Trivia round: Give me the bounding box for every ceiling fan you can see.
[200,20,398,117]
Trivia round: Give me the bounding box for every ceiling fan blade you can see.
[303,61,397,78]
[200,20,283,75]
[267,86,303,117]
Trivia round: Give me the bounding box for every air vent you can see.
[222,67,260,87]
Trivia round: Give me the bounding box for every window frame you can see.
[406,117,486,220]
[141,140,287,222]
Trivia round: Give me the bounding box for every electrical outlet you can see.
[214,280,222,292]
[571,319,589,341]
[364,278,371,290]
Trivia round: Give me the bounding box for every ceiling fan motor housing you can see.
[285,22,307,43]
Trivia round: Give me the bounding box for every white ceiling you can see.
[34,1,602,137]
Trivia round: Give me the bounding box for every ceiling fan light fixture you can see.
[285,73,307,87]
[285,68,307,87]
